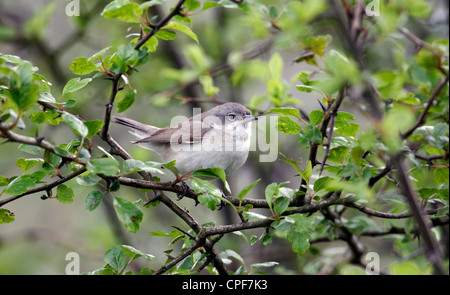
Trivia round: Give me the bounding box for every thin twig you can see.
[402,76,450,139]
[391,153,445,274]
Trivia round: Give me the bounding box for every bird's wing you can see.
[135,115,213,144]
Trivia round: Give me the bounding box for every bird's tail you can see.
[113,116,160,140]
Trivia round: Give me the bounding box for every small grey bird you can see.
[114,102,257,175]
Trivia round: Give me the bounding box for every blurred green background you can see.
[0,0,448,274]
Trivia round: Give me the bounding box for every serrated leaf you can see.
[191,177,222,211]
[298,124,322,147]
[86,190,103,211]
[3,171,47,195]
[161,22,199,43]
[112,44,139,74]
[113,197,143,233]
[69,57,98,75]
[104,245,127,273]
[16,158,44,174]
[277,116,303,134]
[102,0,143,23]
[0,209,15,224]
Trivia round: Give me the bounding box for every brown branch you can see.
[0,167,87,207]
[0,123,87,165]
[153,236,203,275]
[401,76,450,139]
[391,153,445,274]
[100,74,122,140]
[134,0,186,50]
[294,87,346,206]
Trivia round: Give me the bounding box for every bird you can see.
[113,102,257,175]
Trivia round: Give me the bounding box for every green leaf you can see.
[161,22,199,44]
[112,44,139,74]
[69,57,98,75]
[87,158,119,176]
[265,182,289,217]
[344,216,381,235]
[389,261,428,275]
[191,167,230,193]
[8,61,38,110]
[104,245,127,273]
[266,107,301,119]
[273,214,315,255]
[121,159,164,174]
[277,116,303,134]
[122,159,144,173]
[76,173,102,186]
[139,0,165,10]
[16,158,44,174]
[302,160,313,182]
[62,112,88,138]
[199,75,219,96]
[155,30,177,40]
[301,35,332,56]
[313,176,333,193]
[298,124,322,147]
[117,90,135,114]
[18,144,44,156]
[56,184,74,204]
[102,0,144,23]
[328,146,349,163]
[268,52,283,80]
[0,209,15,224]
[62,77,92,96]
[191,177,223,211]
[326,49,360,84]
[280,153,303,176]
[237,178,261,204]
[273,196,290,216]
[3,171,47,195]
[86,190,104,211]
[83,120,104,139]
[113,197,143,233]
[309,110,324,126]
[381,105,415,151]
[121,245,155,262]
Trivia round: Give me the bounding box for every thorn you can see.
[317,99,327,112]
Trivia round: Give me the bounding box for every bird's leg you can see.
[176,181,197,204]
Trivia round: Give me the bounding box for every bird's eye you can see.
[228,113,236,121]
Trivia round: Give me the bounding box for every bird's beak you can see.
[243,115,258,122]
